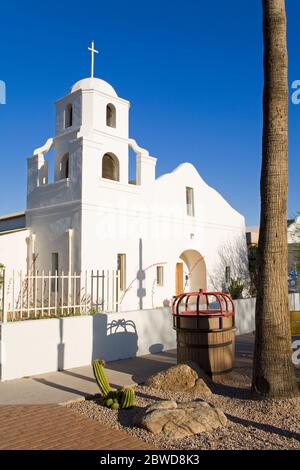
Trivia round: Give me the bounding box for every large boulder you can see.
[145,363,212,397]
[134,400,227,439]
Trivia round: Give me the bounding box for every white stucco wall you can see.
[0,229,29,271]
[79,161,246,311]
[234,297,256,335]
[26,205,82,273]
[234,293,300,335]
[0,308,176,381]
[5,76,247,312]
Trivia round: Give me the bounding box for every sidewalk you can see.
[0,334,255,405]
[0,405,153,450]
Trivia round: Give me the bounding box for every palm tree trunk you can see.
[252,0,299,398]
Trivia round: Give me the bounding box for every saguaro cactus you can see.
[92,359,136,409]
[92,359,112,397]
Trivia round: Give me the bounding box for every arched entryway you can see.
[175,249,206,295]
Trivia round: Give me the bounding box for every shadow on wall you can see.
[57,318,64,370]
[92,316,138,364]
[149,343,164,354]
[118,238,146,311]
[208,236,250,294]
[137,238,146,310]
[55,312,176,388]
[57,316,139,371]
[56,311,174,370]
[57,308,176,370]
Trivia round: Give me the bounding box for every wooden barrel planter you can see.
[172,289,236,378]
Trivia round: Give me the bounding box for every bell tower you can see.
[54,75,130,187]
[27,41,157,206]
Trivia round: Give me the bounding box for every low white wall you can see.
[290,293,300,311]
[234,293,300,335]
[0,307,176,381]
[1,294,299,381]
[0,229,29,271]
[234,297,256,335]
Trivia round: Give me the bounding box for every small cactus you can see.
[120,387,135,409]
[105,398,114,407]
[92,359,135,410]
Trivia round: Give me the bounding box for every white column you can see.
[67,229,73,307]
[136,155,157,187]
[31,233,36,273]
[1,266,7,323]
[67,229,73,273]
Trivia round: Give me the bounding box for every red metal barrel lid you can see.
[172,288,234,317]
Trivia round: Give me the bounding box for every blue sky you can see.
[0,0,299,225]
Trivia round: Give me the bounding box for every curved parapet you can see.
[33,138,54,157]
[128,138,149,157]
[27,138,54,194]
[128,138,156,187]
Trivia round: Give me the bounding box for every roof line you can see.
[0,211,25,221]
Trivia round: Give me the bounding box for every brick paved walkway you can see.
[0,405,152,450]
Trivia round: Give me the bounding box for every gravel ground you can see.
[68,367,300,450]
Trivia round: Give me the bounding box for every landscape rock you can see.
[185,361,213,383]
[134,400,227,439]
[145,363,212,397]
[192,378,212,396]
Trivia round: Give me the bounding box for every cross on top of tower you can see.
[88,40,99,78]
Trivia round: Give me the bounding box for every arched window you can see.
[60,153,69,179]
[65,104,73,128]
[106,103,116,128]
[102,153,119,181]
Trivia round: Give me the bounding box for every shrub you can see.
[228,277,244,299]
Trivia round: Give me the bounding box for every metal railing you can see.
[0,269,120,322]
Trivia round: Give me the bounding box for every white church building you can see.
[0,59,247,313]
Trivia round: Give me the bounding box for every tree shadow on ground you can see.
[116,405,144,430]
[33,370,121,397]
[227,413,300,442]
[33,377,99,398]
[60,369,95,383]
[103,351,177,385]
[210,381,252,400]
[134,389,163,401]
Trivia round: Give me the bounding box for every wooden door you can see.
[175,262,184,295]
